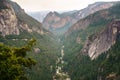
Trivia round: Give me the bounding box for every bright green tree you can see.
[0,39,36,80]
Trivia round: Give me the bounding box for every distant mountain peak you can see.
[27,11,49,22]
[42,2,115,34]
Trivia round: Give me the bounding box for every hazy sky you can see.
[11,0,119,12]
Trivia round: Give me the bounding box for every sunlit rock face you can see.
[0,1,19,36]
[43,2,114,33]
[82,20,120,60]
[0,0,45,36]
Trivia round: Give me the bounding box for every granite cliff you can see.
[64,2,120,60]
[0,0,19,36]
[0,0,46,37]
[43,2,114,34]
[82,20,120,59]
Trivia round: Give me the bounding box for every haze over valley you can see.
[0,0,120,80]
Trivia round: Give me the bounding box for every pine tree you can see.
[0,39,36,80]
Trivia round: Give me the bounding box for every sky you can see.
[11,0,119,12]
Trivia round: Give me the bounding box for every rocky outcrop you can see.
[0,0,45,36]
[43,11,76,31]
[76,36,81,44]
[65,9,110,37]
[0,1,20,36]
[82,20,120,60]
[43,2,114,33]
[73,2,114,20]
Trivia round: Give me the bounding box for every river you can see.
[53,45,71,80]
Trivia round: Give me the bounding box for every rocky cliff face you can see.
[65,9,109,37]
[82,20,120,60]
[0,0,45,36]
[64,3,120,60]
[43,11,77,31]
[43,2,114,33]
[0,1,19,36]
[73,2,114,20]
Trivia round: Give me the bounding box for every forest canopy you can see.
[0,39,36,80]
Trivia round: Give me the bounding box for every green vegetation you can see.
[53,22,72,35]
[0,31,60,80]
[0,39,36,80]
[63,14,109,62]
[100,37,120,79]
[1,1,120,80]
[63,36,120,80]
[0,1,61,79]
[62,3,120,80]
[109,3,120,17]
[26,34,60,80]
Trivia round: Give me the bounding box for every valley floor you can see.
[53,45,71,80]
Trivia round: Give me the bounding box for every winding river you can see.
[53,45,71,80]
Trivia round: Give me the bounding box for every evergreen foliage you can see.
[63,38,120,80]
[0,39,36,80]
[63,3,120,80]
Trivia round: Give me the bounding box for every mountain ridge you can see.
[43,2,114,34]
[62,3,120,80]
[0,0,120,80]
[64,2,120,60]
[0,1,60,80]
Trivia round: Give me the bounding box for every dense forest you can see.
[0,0,120,80]
[0,0,61,80]
[62,4,120,80]
[0,39,36,80]
[63,34,120,80]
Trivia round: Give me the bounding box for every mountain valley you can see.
[0,0,120,80]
